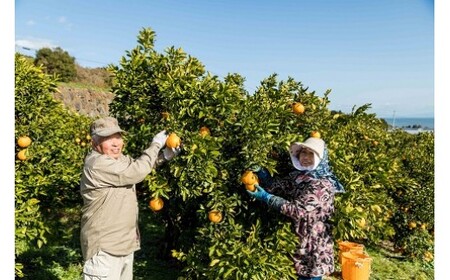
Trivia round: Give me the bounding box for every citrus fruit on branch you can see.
[149,197,164,212]
[292,102,305,115]
[208,210,223,223]
[17,136,32,148]
[166,133,181,148]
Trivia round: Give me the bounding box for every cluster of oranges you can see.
[149,127,226,223]
[16,136,32,161]
[151,102,321,223]
[148,132,182,212]
[151,128,222,223]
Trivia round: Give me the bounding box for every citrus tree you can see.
[107,27,434,278]
[389,130,434,261]
[15,53,92,277]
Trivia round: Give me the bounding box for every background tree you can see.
[108,27,434,279]
[34,47,77,82]
[15,53,91,277]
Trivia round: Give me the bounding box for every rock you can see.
[53,85,114,117]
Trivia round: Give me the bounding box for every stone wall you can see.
[53,85,114,118]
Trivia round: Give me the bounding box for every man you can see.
[80,116,178,279]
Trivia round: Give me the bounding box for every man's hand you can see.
[163,146,181,161]
[152,130,168,147]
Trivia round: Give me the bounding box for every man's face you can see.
[298,148,315,168]
[94,133,124,159]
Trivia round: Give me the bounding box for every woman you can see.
[247,137,344,280]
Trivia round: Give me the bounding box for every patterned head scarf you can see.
[292,144,345,193]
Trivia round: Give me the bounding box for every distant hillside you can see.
[53,83,114,118]
[52,65,114,118]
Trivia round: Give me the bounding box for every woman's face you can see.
[94,133,124,159]
[298,148,315,168]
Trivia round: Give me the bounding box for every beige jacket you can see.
[80,142,163,261]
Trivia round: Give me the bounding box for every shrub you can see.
[34,47,77,82]
[15,53,92,277]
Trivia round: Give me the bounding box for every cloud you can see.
[15,38,59,51]
[26,20,35,26]
[58,16,66,24]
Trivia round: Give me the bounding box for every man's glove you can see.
[163,146,181,161]
[249,165,273,188]
[247,184,273,204]
[152,130,168,147]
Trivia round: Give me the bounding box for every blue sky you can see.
[14,0,435,118]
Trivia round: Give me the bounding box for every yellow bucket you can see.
[338,241,365,265]
[341,251,372,280]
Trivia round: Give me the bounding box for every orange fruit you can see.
[245,184,256,192]
[310,131,321,139]
[149,197,164,212]
[17,149,28,161]
[241,170,258,185]
[208,210,223,223]
[199,126,210,137]
[166,133,181,148]
[292,102,305,115]
[17,136,32,148]
[408,221,417,229]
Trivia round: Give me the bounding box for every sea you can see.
[382,117,434,132]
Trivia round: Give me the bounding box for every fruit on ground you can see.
[149,197,164,211]
[310,131,321,138]
[166,133,181,148]
[199,126,210,137]
[208,210,223,223]
[17,149,27,161]
[17,136,32,148]
[292,102,305,115]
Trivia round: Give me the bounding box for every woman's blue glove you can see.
[247,184,273,204]
[250,166,273,188]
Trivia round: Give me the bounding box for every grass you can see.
[58,81,111,93]
[325,245,434,280]
[16,203,433,279]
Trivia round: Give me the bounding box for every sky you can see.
[13,0,435,118]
